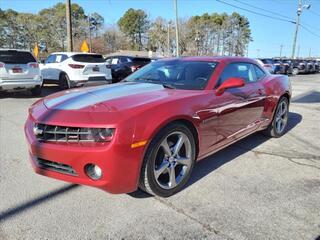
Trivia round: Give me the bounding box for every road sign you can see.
[80,40,89,53]
[33,43,39,58]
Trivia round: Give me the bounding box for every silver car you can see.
[0,49,42,96]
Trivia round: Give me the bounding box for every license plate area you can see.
[12,68,22,73]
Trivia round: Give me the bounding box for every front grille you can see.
[36,158,77,176]
[34,124,94,142]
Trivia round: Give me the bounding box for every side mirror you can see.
[215,77,245,96]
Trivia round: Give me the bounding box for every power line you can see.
[215,0,296,24]
[299,24,320,39]
[309,9,320,18]
[233,0,293,21]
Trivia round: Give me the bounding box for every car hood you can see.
[43,82,197,112]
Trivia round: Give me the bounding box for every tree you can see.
[118,8,149,50]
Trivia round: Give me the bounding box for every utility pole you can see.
[297,45,301,58]
[88,15,92,53]
[292,0,311,59]
[280,44,283,58]
[167,21,171,57]
[66,0,73,52]
[174,0,180,57]
[309,48,312,58]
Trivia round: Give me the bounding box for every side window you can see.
[217,62,256,87]
[253,64,266,80]
[56,54,68,63]
[45,55,56,64]
[119,57,128,63]
[105,58,112,64]
[111,58,119,64]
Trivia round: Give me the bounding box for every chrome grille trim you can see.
[36,158,77,176]
[34,123,94,142]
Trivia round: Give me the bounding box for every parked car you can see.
[40,52,112,89]
[313,60,320,72]
[259,58,283,74]
[0,49,42,96]
[291,59,307,75]
[25,57,291,197]
[105,55,151,83]
[281,59,293,75]
[306,60,316,73]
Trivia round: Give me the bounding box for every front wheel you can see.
[292,68,299,76]
[139,123,196,197]
[263,97,289,138]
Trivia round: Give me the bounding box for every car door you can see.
[50,54,67,80]
[213,62,266,147]
[41,54,56,80]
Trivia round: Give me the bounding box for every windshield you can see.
[125,60,217,90]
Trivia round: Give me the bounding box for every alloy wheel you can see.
[275,100,288,134]
[153,131,192,190]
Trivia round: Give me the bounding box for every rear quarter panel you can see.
[260,74,291,127]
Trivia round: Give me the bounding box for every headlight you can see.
[80,128,115,142]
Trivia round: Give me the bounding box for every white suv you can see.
[0,49,42,96]
[40,52,112,89]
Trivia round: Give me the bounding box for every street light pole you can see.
[292,0,311,59]
[174,0,180,57]
[66,0,73,52]
[280,44,283,58]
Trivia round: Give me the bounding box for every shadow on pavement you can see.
[292,90,320,103]
[0,184,79,223]
[0,84,61,99]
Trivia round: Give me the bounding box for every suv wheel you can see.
[30,86,42,97]
[139,123,196,197]
[59,73,70,90]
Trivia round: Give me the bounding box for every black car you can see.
[259,58,284,74]
[306,60,316,73]
[105,56,151,83]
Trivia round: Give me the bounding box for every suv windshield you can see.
[125,60,217,90]
[72,54,105,63]
[0,50,36,64]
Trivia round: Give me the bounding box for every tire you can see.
[30,86,42,97]
[139,123,196,197]
[59,73,70,90]
[292,68,299,76]
[263,97,289,138]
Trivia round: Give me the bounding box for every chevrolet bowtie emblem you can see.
[33,125,43,136]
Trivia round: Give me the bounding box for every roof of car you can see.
[50,52,102,56]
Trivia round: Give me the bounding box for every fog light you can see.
[85,164,102,180]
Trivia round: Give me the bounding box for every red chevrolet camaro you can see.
[25,57,291,197]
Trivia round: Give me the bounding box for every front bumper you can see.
[0,78,42,91]
[24,116,145,194]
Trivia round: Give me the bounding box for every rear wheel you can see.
[30,86,42,97]
[59,73,70,90]
[263,97,289,138]
[139,123,196,197]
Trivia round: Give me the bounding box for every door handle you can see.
[257,89,264,95]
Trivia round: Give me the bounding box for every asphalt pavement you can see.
[0,76,319,240]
